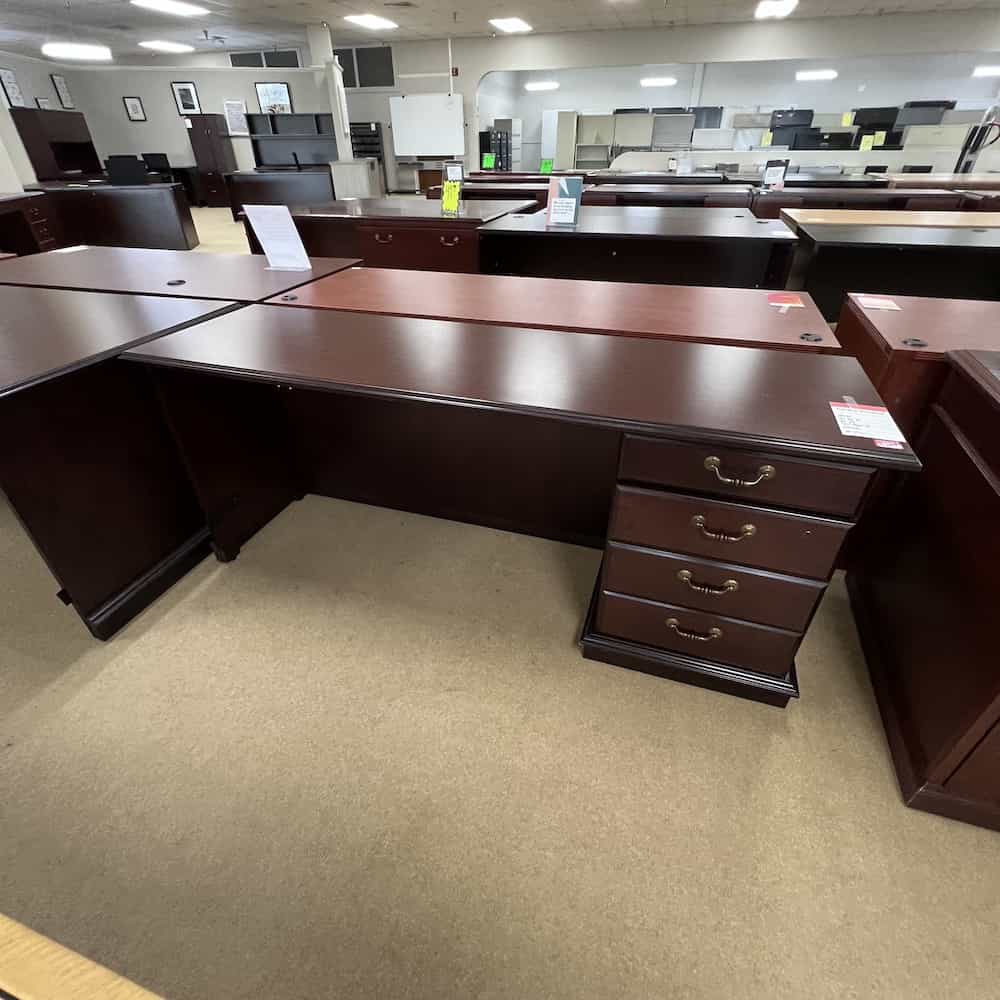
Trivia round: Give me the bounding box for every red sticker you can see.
[767,292,804,308]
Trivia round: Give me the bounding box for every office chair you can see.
[106,155,150,185]
[864,165,888,174]
[901,164,934,173]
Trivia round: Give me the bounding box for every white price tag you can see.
[857,295,901,311]
[830,402,905,442]
[548,197,578,225]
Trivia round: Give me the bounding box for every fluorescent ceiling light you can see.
[972,65,1000,77]
[139,40,195,53]
[796,69,838,81]
[524,81,559,92]
[130,0,209,15]
[343,14,398,30]
[41,42,112,61]
[640,77,677,88]
[755,0,798,18]
[489,17,532,33]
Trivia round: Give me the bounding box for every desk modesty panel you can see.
[0,286,238,638]
[478,206,797,287]
[582,184,753,207]
[265,268,840,353]
[0,247,360,302]
[753,188,964,218]
[124,305,917,705]
[780,208,1000,232]
[786,222,1000,320]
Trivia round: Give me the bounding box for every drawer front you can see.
[619,435,872,518]
[30,222,54,244]
[25,203,45,221]
[603,542,824,632]
[596,590,799,677]
[610,485,850,580]
[358,226,479,272]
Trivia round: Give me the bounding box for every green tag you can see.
[841,111,855,127]
[761,130,773,148]
[539,158,554,174]
[481,152,496,169]
[441,180,461,215]
[859,134,875,152]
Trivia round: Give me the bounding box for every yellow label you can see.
[873,130,887,147]
[841,112,855,127]
[761,130,773,148]
[859,134,875,152]
[441,180,461,215]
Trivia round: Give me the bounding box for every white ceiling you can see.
[1,0,1000,60]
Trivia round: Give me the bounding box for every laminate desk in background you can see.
[124,304,916,705]
[468,171,587,181]
[478,206,797,287]
[0,191,60,254]
[884,172,1000,191]
[225,167,335,220]
[243,199,537,273]
[266,268,839,352]
[0,286,236,638]
[785,222,1000,320]
[425,181,549,206]
[586,170,725,185]
[0,246,359,302]
[780,208,1000,233]
[955,190,1000,211]
[834,293,1000,438]
[752,187,963,219]
[32,182,198,250]
[582,184,753,208]
[727,173,891,189]
[849,349,1000,831]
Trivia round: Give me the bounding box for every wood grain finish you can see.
[780,208,999,231]
[0,247,359,303]
[285,199,534,223]
[609,485,851,580]
[587,171,724,185]
[581,184,753,207]
[753,189,963,219]
[885,173,1000,190]
[426,182,549,205]
[0,192,61,255]
[727,173,890,188]
[264,268,839,353]
[123,304,917,470]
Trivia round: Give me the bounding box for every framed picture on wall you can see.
[0,68,26,108]
[35,97,53,110]
[171,81,201,116]
[255,81,292,114]
[123,96,147,122]
[50,73,74,109]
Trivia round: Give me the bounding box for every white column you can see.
[307,23,351,162]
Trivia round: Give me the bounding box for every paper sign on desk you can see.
[830,402,906,442]
[440,180,462,216]
[546,176,584,226]
[762,159,788,189]
[540,158,554,174]
[857,295,901,311]
[859,134,875,152]
[242,204,311,271]
[873,130,887,147]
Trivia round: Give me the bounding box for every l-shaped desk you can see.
[0,249,918,707]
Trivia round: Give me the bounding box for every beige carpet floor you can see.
[1,494,997,1000]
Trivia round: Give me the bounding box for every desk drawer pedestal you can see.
[582,434,859,706]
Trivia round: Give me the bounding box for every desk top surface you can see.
[782,208,1000,229]
[587,171,725,184]
[478,206,796,241]
[727,173,891,188]
[756,186,958,201]
[0,191,45,205]
[29,181,182,193]
[0,286,232,399]
[287,199,534,222]
[846,293,1000,357]
[885,172,1000,189]
[589,183,754,196]
[125,304,915,469]
[264,267,838,352]
[0,247,359,302]
[796,222,1000,248]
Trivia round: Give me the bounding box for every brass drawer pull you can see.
[691,514,756,543]
[704,455,775,488]
[677,569,738,596]
[665,618,722,642]
[374,232,394,244]
[439,235,460,246]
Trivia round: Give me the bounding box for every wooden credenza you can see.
[0,192,61,255]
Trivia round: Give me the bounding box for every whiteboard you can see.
[389,93,465,157]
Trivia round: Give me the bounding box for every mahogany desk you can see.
[0,286,237,638]
[478,207,797,287]
[884,172,1000,191]
[785,222,1000,320]
[265,268,839,352]
[727,173,891,189]
[849,350,1000,830]
[0,247,359,302]
[581,184,752,208]
[586,171,725,185]
[123,305,916,706]
[780,208,1000,233]
[752,187,963,219]
[0,191,61,255]
[835,293,1000,438]
[243,199,536,273]
[469,171,587,181]
[425,181,549,206]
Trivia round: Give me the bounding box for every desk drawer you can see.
[603,542,824,632]
[619,435,872,517]
[25,202,45,221]
[30,222,55,245]
[610,485,850,580]
[596,590,799,677]
[358,225,479,272]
